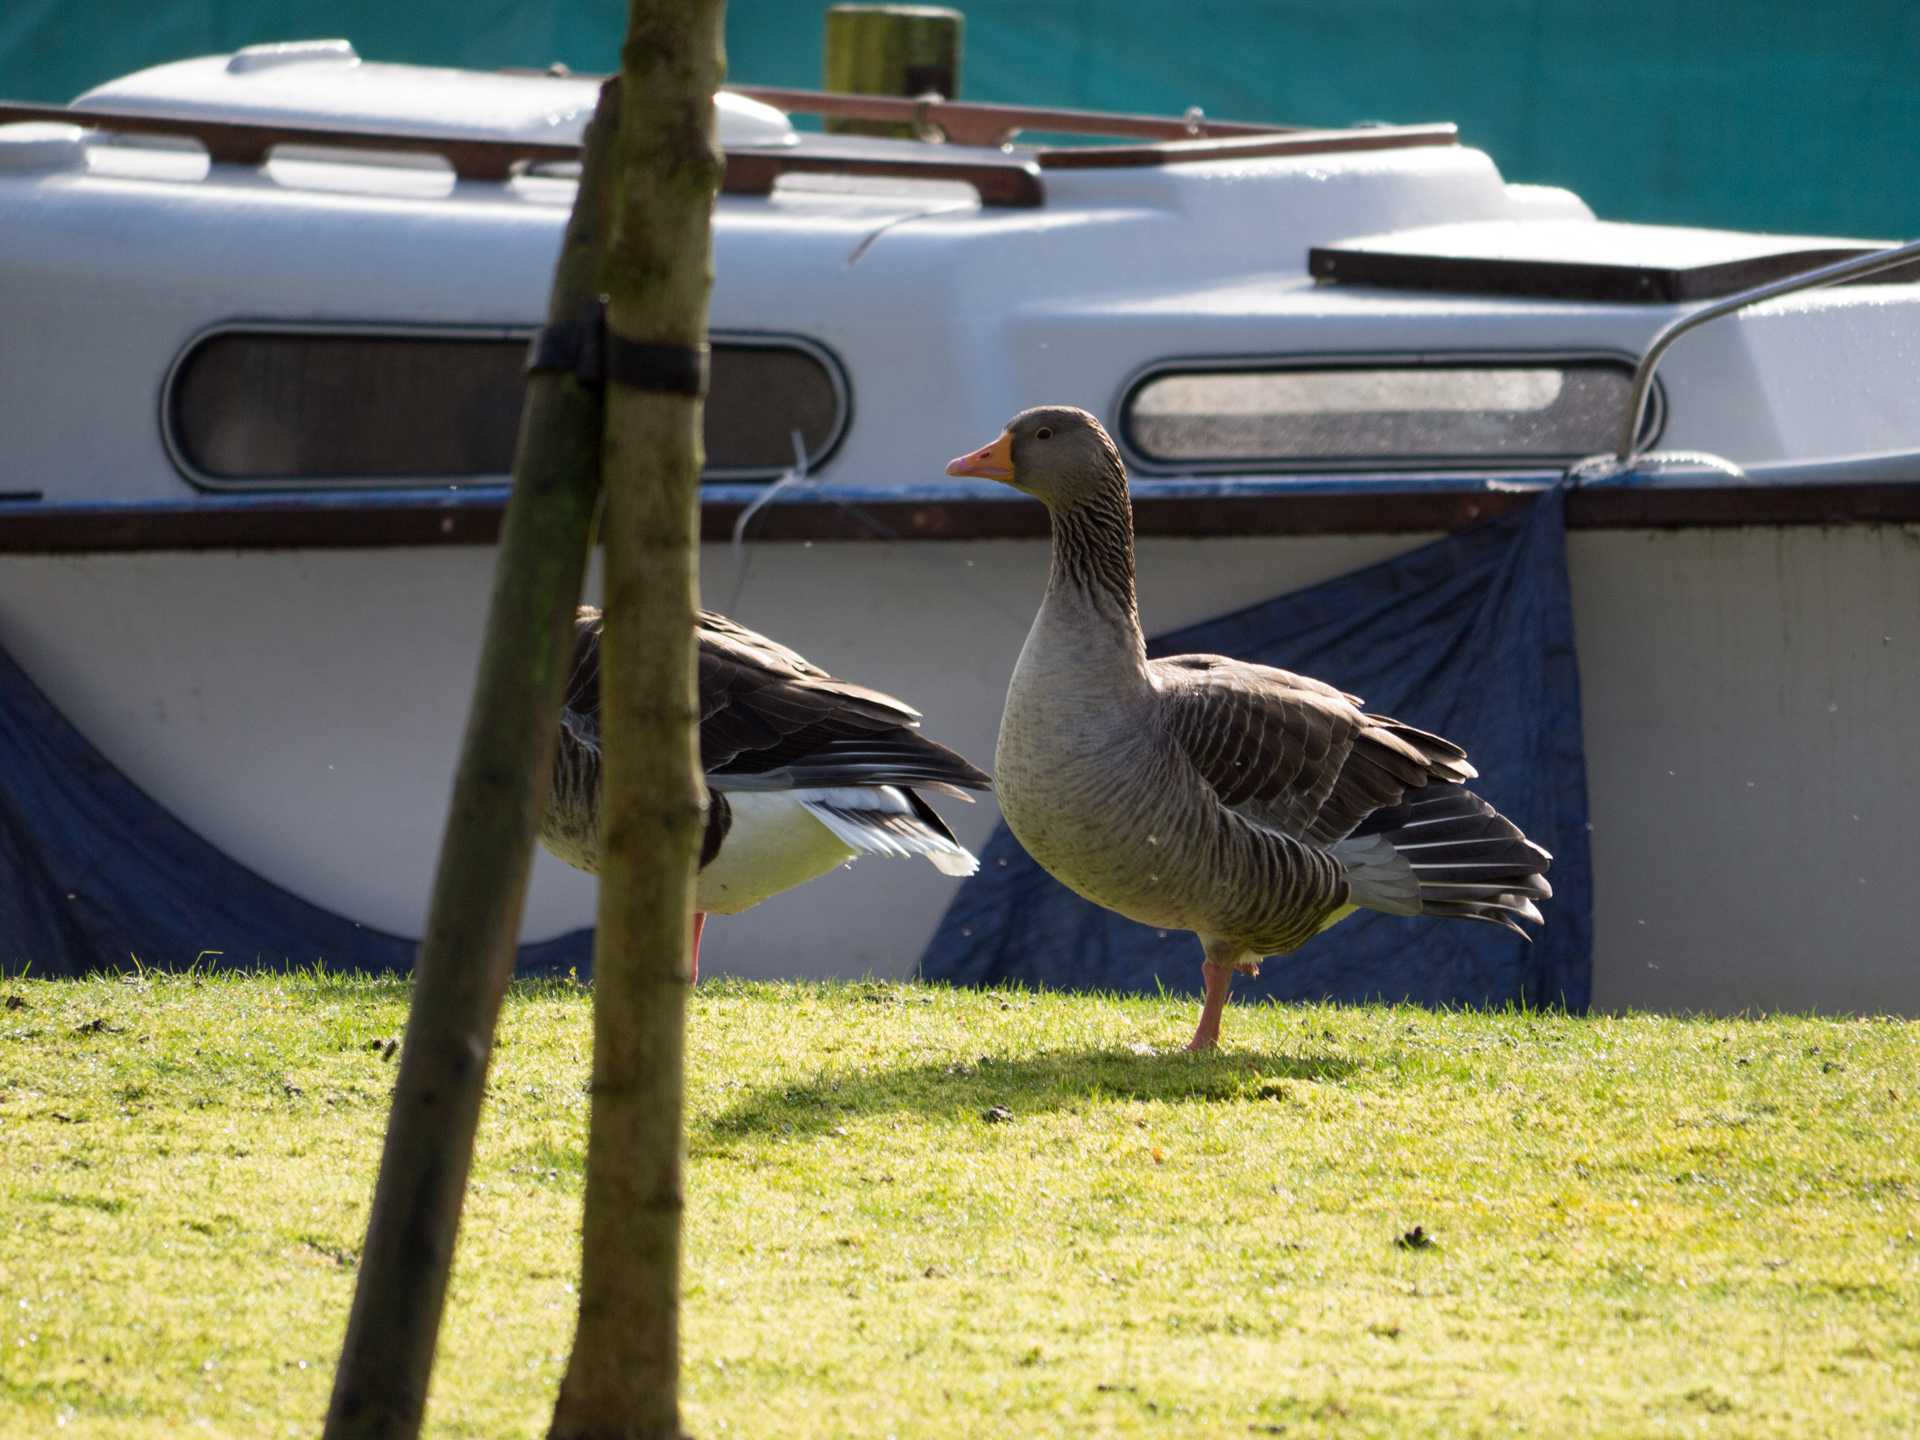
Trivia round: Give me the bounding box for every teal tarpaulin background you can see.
[4,1,1916,239]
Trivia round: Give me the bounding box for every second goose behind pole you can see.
[540,606,992,980]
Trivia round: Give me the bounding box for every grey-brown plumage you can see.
[540,607,991,975]
[946,406,1551,1048]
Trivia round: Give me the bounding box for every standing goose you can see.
[540,606,991,980]
[947,406,1551,1049]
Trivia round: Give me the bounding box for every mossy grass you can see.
[2,971,1915,1436]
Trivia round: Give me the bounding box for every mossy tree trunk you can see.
[321,85,622,1440]
[546,4,725,1438]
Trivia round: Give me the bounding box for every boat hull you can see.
[1,518,1913,1012]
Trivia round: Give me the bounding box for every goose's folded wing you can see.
[700,609,844,687]
[565,606,989,792]
[697,638,979,785]
[559,609,605,751]
[1151,652,1476,845]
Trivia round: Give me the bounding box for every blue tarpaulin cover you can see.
[0,639,592,978]
[920,488,1593,1011]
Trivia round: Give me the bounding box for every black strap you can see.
[525,299,709,397]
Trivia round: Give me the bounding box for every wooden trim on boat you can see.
[0,100,576,181]
[722,144,1043,207]
[0,97,1448,203]
[0,99,1044,207]
[1035,124,1458,170]
[727,86,1293,146]
[2,483,1915,554]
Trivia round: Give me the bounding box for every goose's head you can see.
[945,405,1126,510]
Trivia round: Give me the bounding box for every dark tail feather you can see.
[709,734,993,794]
[1347,785,1551,936]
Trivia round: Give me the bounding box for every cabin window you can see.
[164,326,848,486]
[1121,357,1655,471]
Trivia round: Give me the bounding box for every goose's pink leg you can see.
[689,912,706,986]
[1186,958,1233,1051]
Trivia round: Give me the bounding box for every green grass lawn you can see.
[1,973,1916,1438]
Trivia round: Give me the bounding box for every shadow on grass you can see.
[702,1045,1358,1143]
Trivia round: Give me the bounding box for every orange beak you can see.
[945,430,1015,482]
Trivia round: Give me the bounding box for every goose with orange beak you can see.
[948,405,1551,1050]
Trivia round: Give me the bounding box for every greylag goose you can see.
[947,406,1551,1049]
[540,606,991,980]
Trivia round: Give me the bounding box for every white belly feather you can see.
[695,792,855,915]
[695,785,977,915]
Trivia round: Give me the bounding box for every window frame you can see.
[160,320,852,491]
[1114,350,1665,476]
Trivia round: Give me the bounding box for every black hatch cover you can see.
[1310,219,1916,303]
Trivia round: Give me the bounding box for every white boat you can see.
[1,40,1915,1012]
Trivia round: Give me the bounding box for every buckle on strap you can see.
[525,299,710,397]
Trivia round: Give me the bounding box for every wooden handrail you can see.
[3,93,1453,199]
[0,99,577,181]
[723,144,1042,206]
[0,99,1045,206]
[727,85,1291,147]
[1037,123,1457,170]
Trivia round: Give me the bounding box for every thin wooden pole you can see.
[546,3,724,1436]
[321,84,620,1440]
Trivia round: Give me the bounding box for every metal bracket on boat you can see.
[525,299,710,396]
[910,92,948,143]
[1595,235,1920,479]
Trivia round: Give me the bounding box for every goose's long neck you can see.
[1041,482,1146,672]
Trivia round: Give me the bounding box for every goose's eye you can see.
[1035,426,1054,440]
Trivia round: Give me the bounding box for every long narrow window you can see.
[165,326,848,486]
[1122,356,1657,472]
